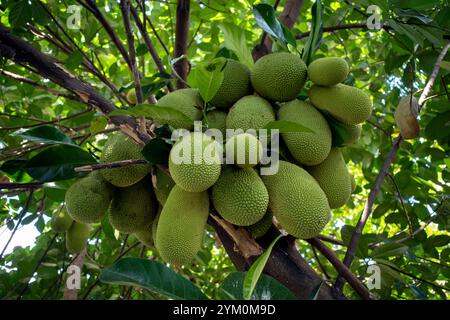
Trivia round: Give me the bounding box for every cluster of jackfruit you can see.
[59,53,371,266]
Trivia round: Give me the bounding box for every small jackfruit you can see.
[261,161,330,239]
[210,60,252,109]
[306,148,352,209]
[155,185,209,265]
[205,110,227,135]
[155,88,203,129]
[394,96,420,139]
[65,174,113,223]
[127,88,137,105]
[153,169,175,206]
[309,84,372,125]
[278,100,332,165]
[134,224,154,248]
[109,180,157,233]
[251,52,307,102]
[226,95,275,132]
[51,207,73,233]
[308,57,349,86]
[225,133,263,168]
[168,132,221,192]
[247,211,273,239]
[66,222,91,254]
[100,133,151,187]
[212,167,268,226]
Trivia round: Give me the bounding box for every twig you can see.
[387,173,413,236]
[366,119,392,139]
[317,234,345,246]
[75,159,148,172]
[311,245,331,280]
[173,0,190,89]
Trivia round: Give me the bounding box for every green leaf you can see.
[220,272,295,300]
[109,104,192,128]
[141,138,171,165]
[371,243,408,258]
[243,235,282,300]
[302,0,323,65]
[438,61,450,71]
[425,110,450,141]
[219,23,254,69]
[99,257,208,300]
[24,145,97,182]
[263,120,314,134]
[13,125,75,145]
[187,58,226,103]
[308,280,324,300]
[215,47,238,60]
[392,0,441,10]
[65,50,84,71]
[253,4,296,47]
[9,0,32,28]
[90,117,108,135]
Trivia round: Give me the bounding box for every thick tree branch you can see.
[174,0,190,88]
[74,159,148,172]
[63,249,86,300]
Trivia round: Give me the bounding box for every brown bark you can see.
[174,0,190,88]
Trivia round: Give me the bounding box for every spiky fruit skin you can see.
[65,175,113,223]
[226,95,275,132]
[66,222,91,254]
[155,88,203,129]
[251,52,307,102]
[127,89,137,105]
[210,60,252,109]
[206,110,227,135]
[225,133,263,168]
[309,84,372,125]
[306,148,352,209]
[168,132,221,192]
[109,180,156,234]
[155,186,209,265]
[134,224,154,248]
[151,209,161,242]
[153,169,175,205]
[51,207,73,233]
[261,161,330,239]
[342,123,362,146]
[308,57,349,86]
[278,100,332,165]
[247,211,273,239]
[212,168,268,226]
[100,133,151,187]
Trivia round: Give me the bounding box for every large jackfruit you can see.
[168,132,221,192]
[309,84,372,125]
[225,133,263,168]
[261,161,330,239]
[100,133,151,187]
[247,211,273,239]
[155,185,209,265]
[205,110,227,135]
[155,88,203,129]
[212,167,268,226]
[210,60,252,109]
[51,207,73,233]
[153,169,175,206]
[278,100,332,165]
[251,52,307,102]
[308,57,349,86]
[226,95,275,132]
[306,148,352,209]
[109,180,157,233]
[65,174,113,224]
[66,222,91,254]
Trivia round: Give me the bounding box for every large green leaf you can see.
[220,272,295,300]
[187,58,226,103]
[253,4,296,47]
[302,0,323,65]
[24,145,97,182]
[99,257,208,300]
[13,125,75,145]
[219,23,254,69]
[8,0,32,28]
[141,138,171,165]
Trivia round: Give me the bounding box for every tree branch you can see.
[174,0,190,88]
[74,159,148,172]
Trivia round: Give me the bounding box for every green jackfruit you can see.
[205,110,227,135]
[127,88,137,105]
[153,169,175,205]
[278,100,332,165]
[168,132,221,192]
[308,57,349,86]
[66,222,91,254]
[225,133,263,168]
[155,185,209,265]
[226,95,275,132]
[65,175,113,223]
[51,207,73,233]
[247,211,273,239]
[135,224,154,248]
[212,167,268,226]
[306,148,352,209]
[100,133,151,187]
[342,123,361,146]
[210,60,252,109]
[261,161,330,239]
[309,84,372,125]
[151,209,161,242]
[109,180,157,233]
[251,52,307,102]
[155,88,203,129]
